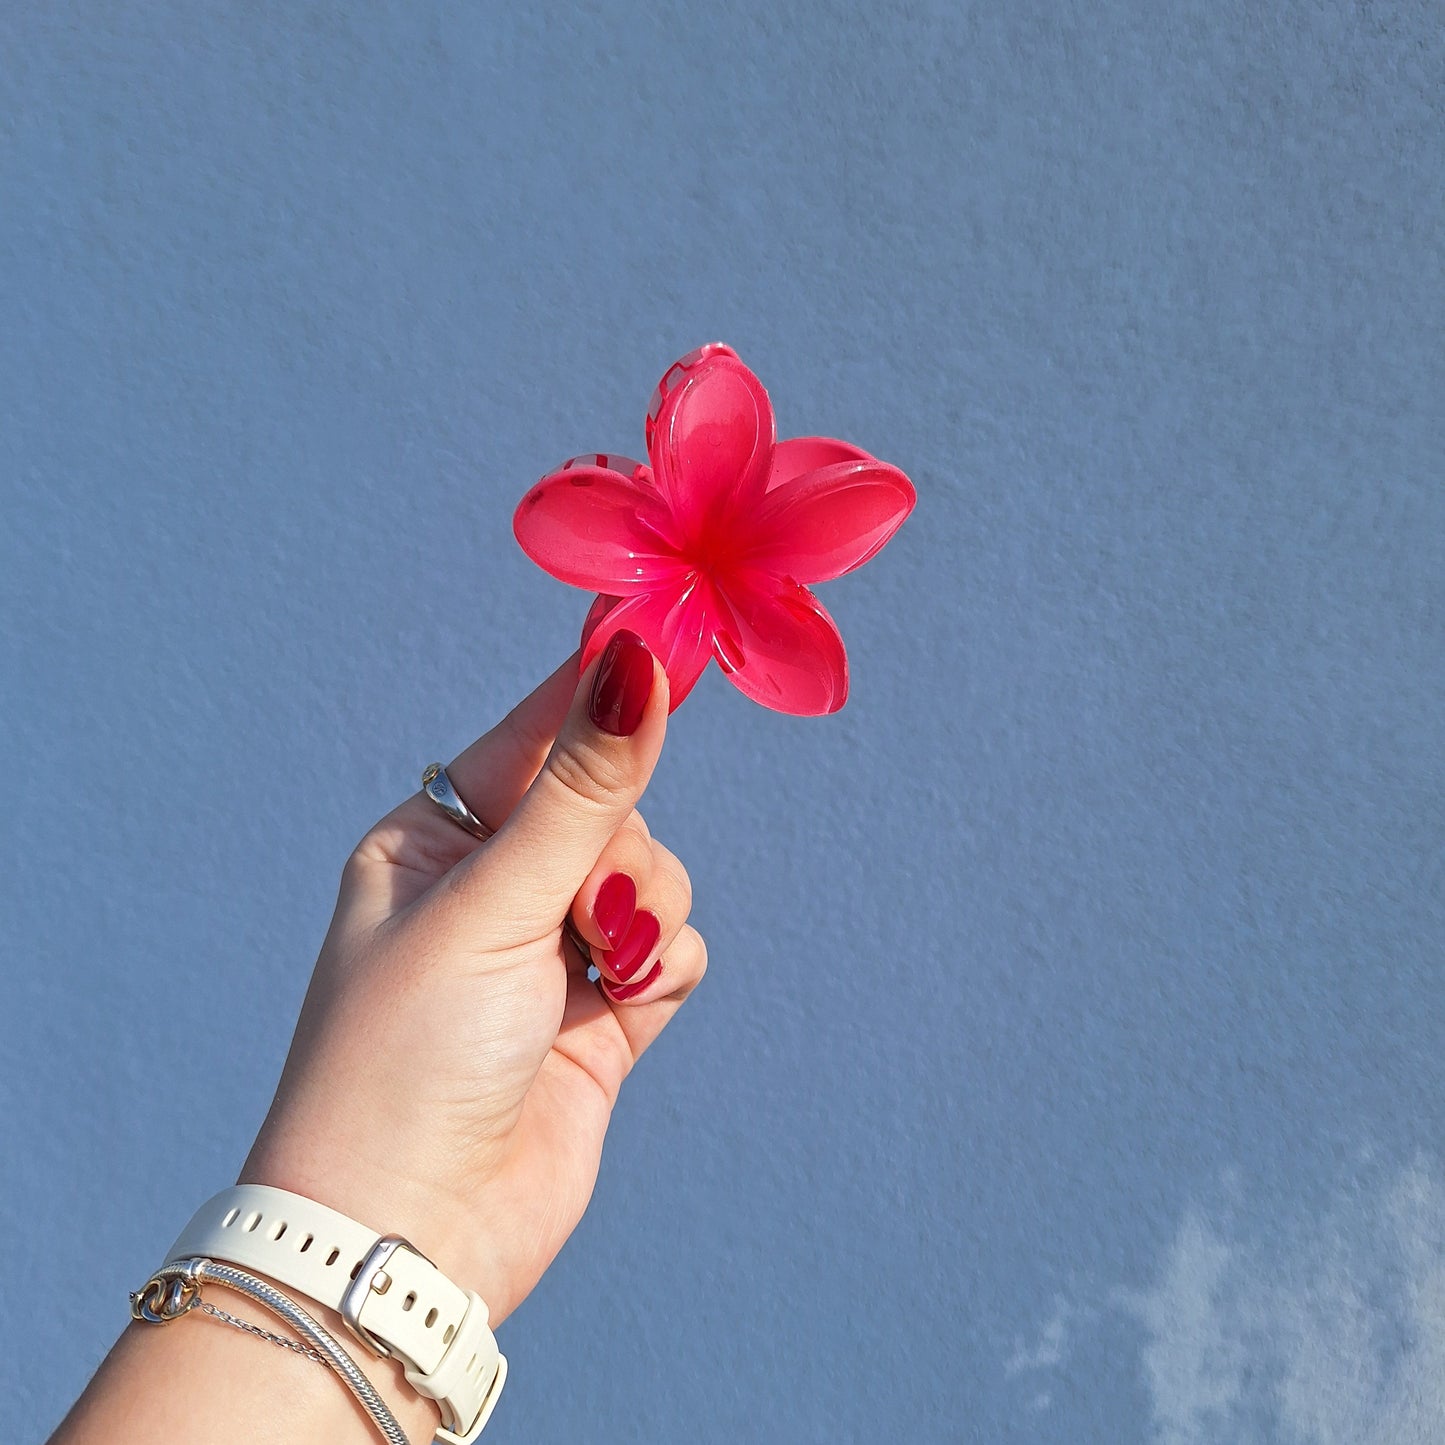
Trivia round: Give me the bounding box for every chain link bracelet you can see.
[130,1257,411,1445]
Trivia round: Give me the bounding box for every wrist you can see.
[142,1179,510,1443]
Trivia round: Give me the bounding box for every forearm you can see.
[48,1282,444,1445]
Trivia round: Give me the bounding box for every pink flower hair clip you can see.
[514,343,916,716]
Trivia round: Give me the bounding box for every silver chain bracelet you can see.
[192,1297,327,1361]
[130,1257,411,1445]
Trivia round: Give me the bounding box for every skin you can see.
[49,646,705,1443]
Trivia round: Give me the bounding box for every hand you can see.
[241,632,706,1329]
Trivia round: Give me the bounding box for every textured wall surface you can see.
[3,4,1443,1441]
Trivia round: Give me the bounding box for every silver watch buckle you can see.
[339,1234,432,1359]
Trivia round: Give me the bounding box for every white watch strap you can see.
[164,1185,505,1444]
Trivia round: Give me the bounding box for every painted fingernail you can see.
[599,908,660,983]
[601,958,663,1002]
[588,629,654,736]
[593,872,637,950]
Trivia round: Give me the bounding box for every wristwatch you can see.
[162,1184,506,1444]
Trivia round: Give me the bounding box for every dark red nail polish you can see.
[593,872,637,950]
[602,958,663,1002]
[599,909,660,983]
[588,629,654,736]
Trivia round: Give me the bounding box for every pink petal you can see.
[514,457,686,593]
[710,574,849,716]
[767,435,876,492]
[579,581,716,713]
[746,457,916,584]
[644,345,776,540]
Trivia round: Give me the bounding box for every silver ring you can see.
[421,762,491,841]
[421,763,597,967]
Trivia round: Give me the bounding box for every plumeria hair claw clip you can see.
[514,343,916,716]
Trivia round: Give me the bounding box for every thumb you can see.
[453,629,668,941]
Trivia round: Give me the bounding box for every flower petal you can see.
[579,581,715,713]
[710,574,849,715]
[514,456,685,593]
[644,344,776,539]
[746,456,916,583]
[767,435,876,492]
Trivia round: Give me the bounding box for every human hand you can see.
[240,631,705,1331]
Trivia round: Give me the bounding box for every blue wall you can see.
[4,4,1442,1440]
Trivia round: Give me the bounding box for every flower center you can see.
[677,503,749,591]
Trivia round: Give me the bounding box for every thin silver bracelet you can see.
[131,1257,411,1445]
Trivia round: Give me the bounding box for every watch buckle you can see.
[339,1234,432,1359]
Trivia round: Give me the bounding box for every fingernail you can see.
[601,958,663,1001]
[598,908,660,983]
[588,629,654,736]
[593,872,637,950]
